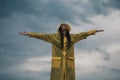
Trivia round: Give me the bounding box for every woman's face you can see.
[61,25,69,35]
[61,25,68,31]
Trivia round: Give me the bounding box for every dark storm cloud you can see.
[0,7,52,80]
[0,0,76,24]
[0,0,120,24]
[0,0,107,24]
[73,0,120,23]
[107,0,120,10]
[110,68,120,73]
[0,0,31,17]
[0,70,50,80]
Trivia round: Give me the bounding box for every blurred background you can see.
[0,0,120,80]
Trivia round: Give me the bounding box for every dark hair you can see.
[59,24,71,48]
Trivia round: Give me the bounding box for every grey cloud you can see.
[0,11,52,80]
[97,48,110,61]
[0,0,76,24]
[0,0,31,17]
[96,65,107,70]
[76,44,110,61]
[0,0,120,25]
[0,71,50,80]
[110,68,120,73]
[107,0,120,10]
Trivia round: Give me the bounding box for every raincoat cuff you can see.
[28,32,34,37]
[87,30,96,35]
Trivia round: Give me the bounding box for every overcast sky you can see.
[0,0,120,80]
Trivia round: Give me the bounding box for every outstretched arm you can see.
[19,31,53,43]
[72,29,104,43]
[87,29,104,35]
[19,31,43,38]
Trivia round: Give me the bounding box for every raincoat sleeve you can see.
[28,32,53,43]
[73,30,96,43]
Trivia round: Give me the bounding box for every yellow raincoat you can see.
[28,24,96,80]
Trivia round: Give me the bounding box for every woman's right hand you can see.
[19,31,29,36]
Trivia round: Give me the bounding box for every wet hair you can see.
[59,24,71,48]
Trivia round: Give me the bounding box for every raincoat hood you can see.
[57,23,71,32]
